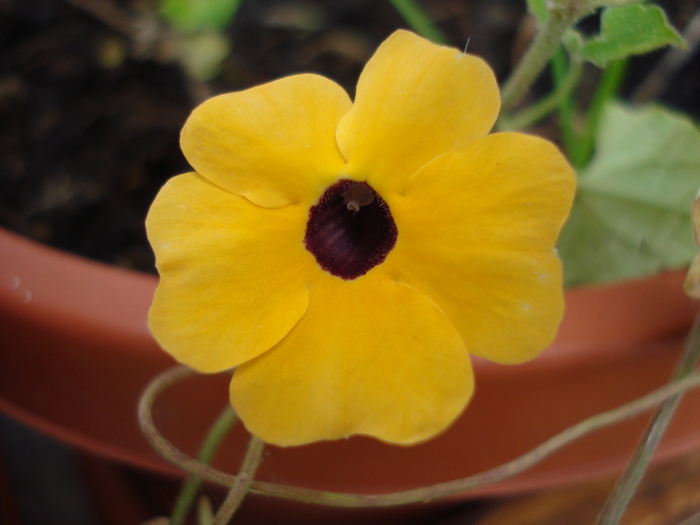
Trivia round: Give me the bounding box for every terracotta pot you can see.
[1,225,699,503]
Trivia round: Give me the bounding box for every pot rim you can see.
[1,226,694,368]
[1,226,698,499]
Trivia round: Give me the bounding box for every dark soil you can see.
[1,0,698,273]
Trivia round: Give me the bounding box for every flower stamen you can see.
[342,184,375,212]
[305,180,398,280]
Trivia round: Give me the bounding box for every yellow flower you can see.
[146,30,575,447]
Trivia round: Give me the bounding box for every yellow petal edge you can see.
[337,30,500,196]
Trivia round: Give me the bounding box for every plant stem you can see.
[388,0,447,44]
[213,436,265,525]
[198,496,215,525]
[500,9,580,114]
[170,406,238,525]
[596,313,700,525]
[140,364,700,508]
[138,365,240,489]
[551,46,579,157]
[570,59,627,167]
[498,52,582,130]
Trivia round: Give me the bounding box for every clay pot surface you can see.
[1,225,699,500]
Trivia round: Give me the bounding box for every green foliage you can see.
[527,1,685,66]
[177,32,231,82]
[562,29,585,55]
[579,4,685,66]
[160,0,242,33]
[388,0,447,44]
[558,102,700,286]
[158,0,241,81]
[525,0,548,23]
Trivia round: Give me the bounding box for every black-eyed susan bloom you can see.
[146,30,576,447]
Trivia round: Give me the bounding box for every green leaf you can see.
[558,102,700,286]
[526,0,548,23]
[580,4,685,67]
[176,32,231,82]
[160,0,242,33]
[562,29,585,56]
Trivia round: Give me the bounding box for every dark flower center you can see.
[304,179,398,280]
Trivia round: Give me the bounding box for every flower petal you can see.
[229,270,473,446]
[147,173,317,372]
[386,133,576,364]
[181,74,352,208]
[336,30,500,196]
